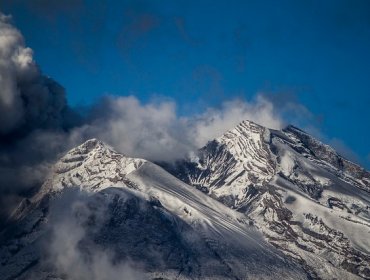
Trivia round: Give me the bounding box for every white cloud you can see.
[78,96,192,162]
[190,95,283,147]
[71,94,284,162]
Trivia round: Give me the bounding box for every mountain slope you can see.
[165,120,370,279]
[2,120,370,280]
[0,139,309,280]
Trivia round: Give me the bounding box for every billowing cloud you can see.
[0,12,339,221]
[0,14,70,136]
[0,12,303,195]
[0,13,78,221]
[81,96,187,161]
[69,94,283,162]
[190,95,282,147]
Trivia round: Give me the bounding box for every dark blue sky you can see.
[2,0,370,167]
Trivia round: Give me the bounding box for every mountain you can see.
[0,121,369,280]
[164,120,370,279]
[0,139,309,280]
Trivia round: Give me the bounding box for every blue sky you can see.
[2,0,370,167]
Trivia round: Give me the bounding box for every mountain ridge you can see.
[1,132,310,280]
[163,119,370,279]
[1,120,370,279]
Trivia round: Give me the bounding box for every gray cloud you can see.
[45,190,146,280]
[0,13,72,137]
[0,13,80,221]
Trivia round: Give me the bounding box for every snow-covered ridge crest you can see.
[37,138,146,197]
[281,125,370,192]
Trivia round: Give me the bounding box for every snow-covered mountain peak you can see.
[164,120,370,278]
[170,120,275,208]
[70,137,109,152]
[3,126,370,279]
[62,138,117,159]
[2,138,313,280]
[36,139,146,197]
[218,120,268,142]
[215,120,275,164]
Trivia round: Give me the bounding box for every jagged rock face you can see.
[166,120,370,279]
[167,121,276,208]
[249,183,370,280]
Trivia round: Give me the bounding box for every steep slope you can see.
[166,120,370,279]
[0,139,309,280]
[281,125,370,193]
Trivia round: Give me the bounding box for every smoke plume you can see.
[0,12,324,218]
